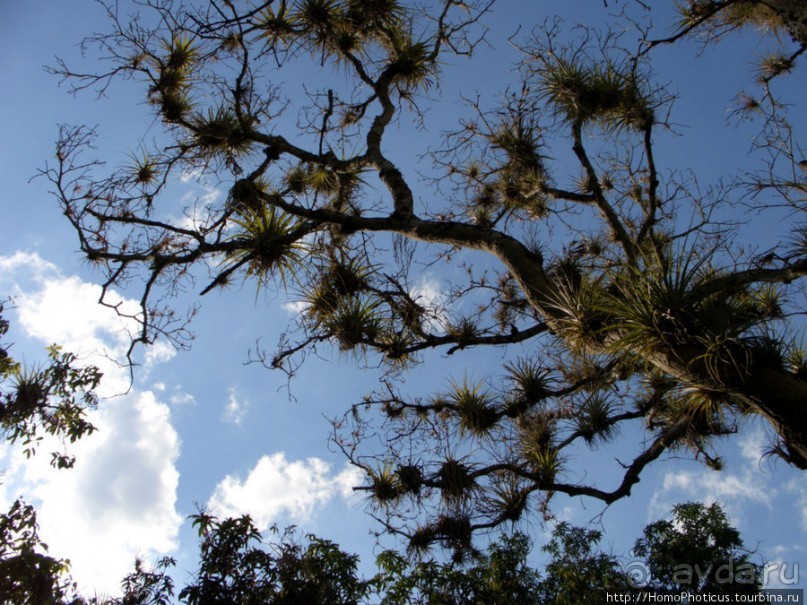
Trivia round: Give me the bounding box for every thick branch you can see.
[692,257,807,300]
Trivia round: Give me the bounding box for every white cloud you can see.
[144,339,178,369]
[0,251,60,283]
[660,470,773,509]
[763,558,803,588]
[648,427,779,525]
[150,382,195,407]
[176,188,223,232]
[760,541,805,588]
[10,273,138,396]
[3,391,182,595]
[737,426,776,470]
[207,453,361,530]
[223,388,248,425]
[762,543,806,587]
[199,186,221,207]
[0,252,183,595]
[282,299,310,315]
[179,184,222,210]
[169,390,196,406]
[410,276,447,332]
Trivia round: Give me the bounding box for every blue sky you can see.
[1,0,805,597]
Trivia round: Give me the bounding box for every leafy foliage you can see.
[536,523,630,604]
[177,512,369,605]
[0,496,768,604]
[374,532,541,604]
[116,557,176,605]
[107,500,764,604]
[634,501,762,595]
[0,499,79,605]
[0,304,102,468]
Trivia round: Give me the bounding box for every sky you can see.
[0,0,806,597]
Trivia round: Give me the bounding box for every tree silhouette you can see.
[535,523,629,604]
[634,502,762,595]
[374,531,541,604]
[0,498,768,604]
[44,0,807,553]
[106,501,762,604]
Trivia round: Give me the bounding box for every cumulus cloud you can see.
[2,391,182,594]
[0,250,60,283]
[207,453,361,530]
[8,267,138,395]
[16,276,130,347]
[0,252,183,595]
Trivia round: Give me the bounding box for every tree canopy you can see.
[0,499,766,604]
[633,501,762,596]
[43,0,807,555]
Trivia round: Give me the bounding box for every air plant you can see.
[225,205,307,291]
